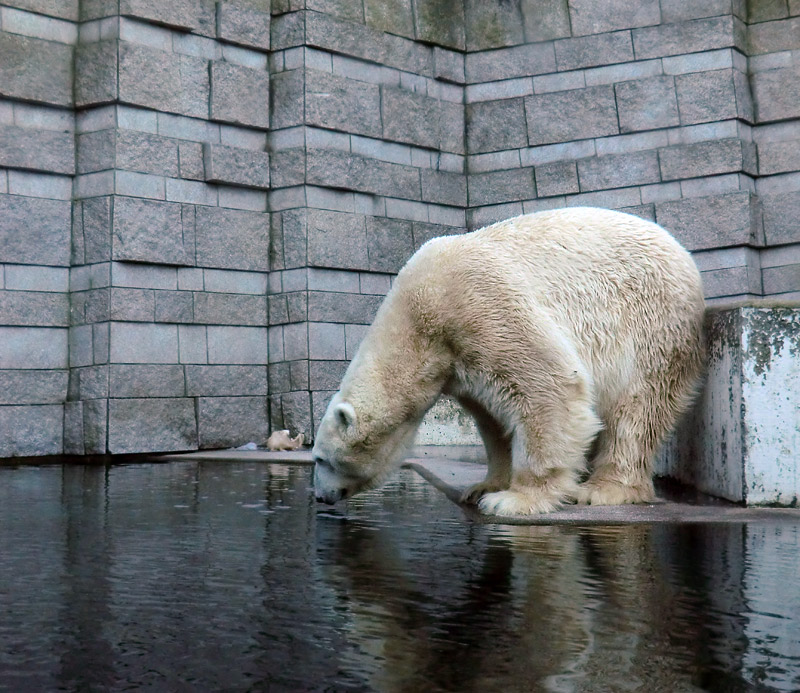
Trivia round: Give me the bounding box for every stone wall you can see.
[0,0,798,459]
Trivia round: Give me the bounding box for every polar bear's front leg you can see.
[456,396,512,504]
[478,388,601,517]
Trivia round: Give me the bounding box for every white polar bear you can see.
[312,208,705,517]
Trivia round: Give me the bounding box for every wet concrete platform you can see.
[161,447,800,525]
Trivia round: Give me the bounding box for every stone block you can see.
[202,143,270,189]
[381,87,442,151]
[69,324,93,368]
[752,67,800,123]
[568,0,659,35]
[74,40,118,107]
[675,69,740,125]
[177,324,207,363]
[521,0,571,43]
[0,404,63,457]
[466,98,528,154]
[63,401,84,455]
[433,46,465,83]
[364,0,415,39]
[81,197,113,264]
[0,125,75,176]
[12,0,79,20]
[307,268,359,293]
[0,290,69,327]
[525,85,618,146]
[207,325,267,364]
[0,370,67,405]
[748,15,800,55]
[701,265,762,298]
[79,287,111,324]
[0,196,71,267]
[306,148,422,201]
[269,69,304,130]
[439,101,466,155]
[0,33,72,107]
[534,160,579,197]
[309,360,348,390]
[177,141,205,181]
[154,290,193,323]
[305,69,382,138]
[109,364,185,398]
[307,209,370,270]
[463,0,523,51]
[554,31,634,72]
[763,264,800,295]
[81,398,107,455]
[185,364,267,396]
[0,326,67,369]
[217,2,270,50]
[269,148,305,189]
[412,0,465,50]
[197,395,268,449]
[193,292,267,326]
[204,268,267,294]
[761,192,800,246]
[632,16,738,60]
[308,322,345,360]
[210,61,269,128]
[108,397,198,454]
[578,150,660,192]
[109,322,178,364]
[195,206,269,271]
[4,265,68,293]
[119,0,215,34]
[111,262,177,290]
[280,322,306,361]
[469,168,536,207]
[278,390,312,439]
[465,43,555,84]
[119,42,209,119]
[656,193,761,251]
[116,130,180,178]
[757,139,800,176]
[112,197,194,266]
[308,292,383,324]
[268,361,291,393]
[76,129,115,174]
[615,76,680,133]
[75,365,109,400]
[660,139,753,181]
[420,170,468,207]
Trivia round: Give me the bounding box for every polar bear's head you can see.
[312,391,421,505]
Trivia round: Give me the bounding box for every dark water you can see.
[0,462,798,693]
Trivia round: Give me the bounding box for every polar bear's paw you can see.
[576,478,654,505]
[478,489,562,517]
[460,480,507,505]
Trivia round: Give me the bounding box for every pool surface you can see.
[1,461,798,691]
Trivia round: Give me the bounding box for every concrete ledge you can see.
[159,447,800,525]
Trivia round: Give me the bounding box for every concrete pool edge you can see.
[157,447,800,525]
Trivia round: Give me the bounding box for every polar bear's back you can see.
[397,207,704,398]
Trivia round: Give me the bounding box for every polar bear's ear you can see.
[334,401,356,430]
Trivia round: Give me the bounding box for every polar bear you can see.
[312,208,705,516]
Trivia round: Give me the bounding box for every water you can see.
[0,461,798,692]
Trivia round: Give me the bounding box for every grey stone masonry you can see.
[2,0,800,460]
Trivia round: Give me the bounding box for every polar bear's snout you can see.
[313,458,350,504]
